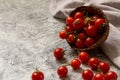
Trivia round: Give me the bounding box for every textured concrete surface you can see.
[0,0,119,80]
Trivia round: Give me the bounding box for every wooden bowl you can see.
[68,6,109,51]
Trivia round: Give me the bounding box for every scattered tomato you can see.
[32,69,44,80]
[78,51,90,63]
[88,57,100,70]
[105,71,117,80]
[93,73,105,80]
[57,66,68,78]
[54,48,64,60]
[70,58,81,69]
[82,69,94,80]
[98,61,110,73]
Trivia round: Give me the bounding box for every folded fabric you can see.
[50,0,120,69]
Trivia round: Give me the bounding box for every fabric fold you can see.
[50,0,120,69]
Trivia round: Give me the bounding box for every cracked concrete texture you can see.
[0,0,119,80]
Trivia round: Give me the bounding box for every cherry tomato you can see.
[93,73,105,80]
[79,32,86,40]
[66,17,74,26]
[57,66,68,78]
[59,30,67,39]
[82,69,94,80]
[74,12,84,19]
[75,38,85,48]
[78,51,90,63]
[90,15,99,25]
[54,48,64,60]
[67,34,75,43]
[98,61,110,73]
[32,69,44,80]
[73,18,84,30]
[66,26,73,32]
[105,71,117,80]
[88,57,100,70]
[86,25,97,37]
[70,58,81,69]
[94,18,105,30]
[85,37,95,47]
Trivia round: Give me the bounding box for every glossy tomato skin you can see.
[66,17,74,26]
[85,37,95,47]
[70,58,81,69]
[66,26,73,32]
[75,38,85,48]
[67,34,75,43]
[54,48,64,60]
[59,30,67,39]
[98,61,110,73]
[32,71,44,80]
[93,73,105,80]
[105,71,117,80]
[78,51,90,63]
[94,18,105,30]
[79,32,86,40]
[73,18,84,30]
[57,66,68,78]
[74,12,84,19]
[86,25,97,37]
[88,57,100,70]
[82,69,94,80]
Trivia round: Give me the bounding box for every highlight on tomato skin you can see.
[32,69,44,80]
[82,69,94,80]
[98,61,110,74]
[70,58,81,69]
[88,57,100,70]
[78,51,90,63]
[57,66,68,78]
[53,48,65,60]
[105,71,118,80]
[93,73,106,80]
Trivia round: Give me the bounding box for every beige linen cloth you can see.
[50,0,120,69]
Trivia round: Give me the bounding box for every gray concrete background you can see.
[0,0,119,80]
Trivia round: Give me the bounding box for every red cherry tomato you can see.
[66,26,73,32]
[85,37,95,47]
[67,34,75,43]
[70,58,81,69]
[73,18,84,30]
[82,69,94,80]
[93,73,105,80]
[57,66,68,78]
[59,30,67,39]
[105,71,117,80]
[66,17,74,26]
[79,32,86,40]
[75,38,85,48]
[94,18,105,30]
[78,51,90,63]
[54,48,64,60]
[98,61,110,73]
[74,12,84,19]
[86,25,97,37]
[32,70,44,80]
[90,15,99,25]
[88,57,100,70]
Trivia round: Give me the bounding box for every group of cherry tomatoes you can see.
[54,48,117,80]
[59,11,106,48]
[31,12,117,80]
